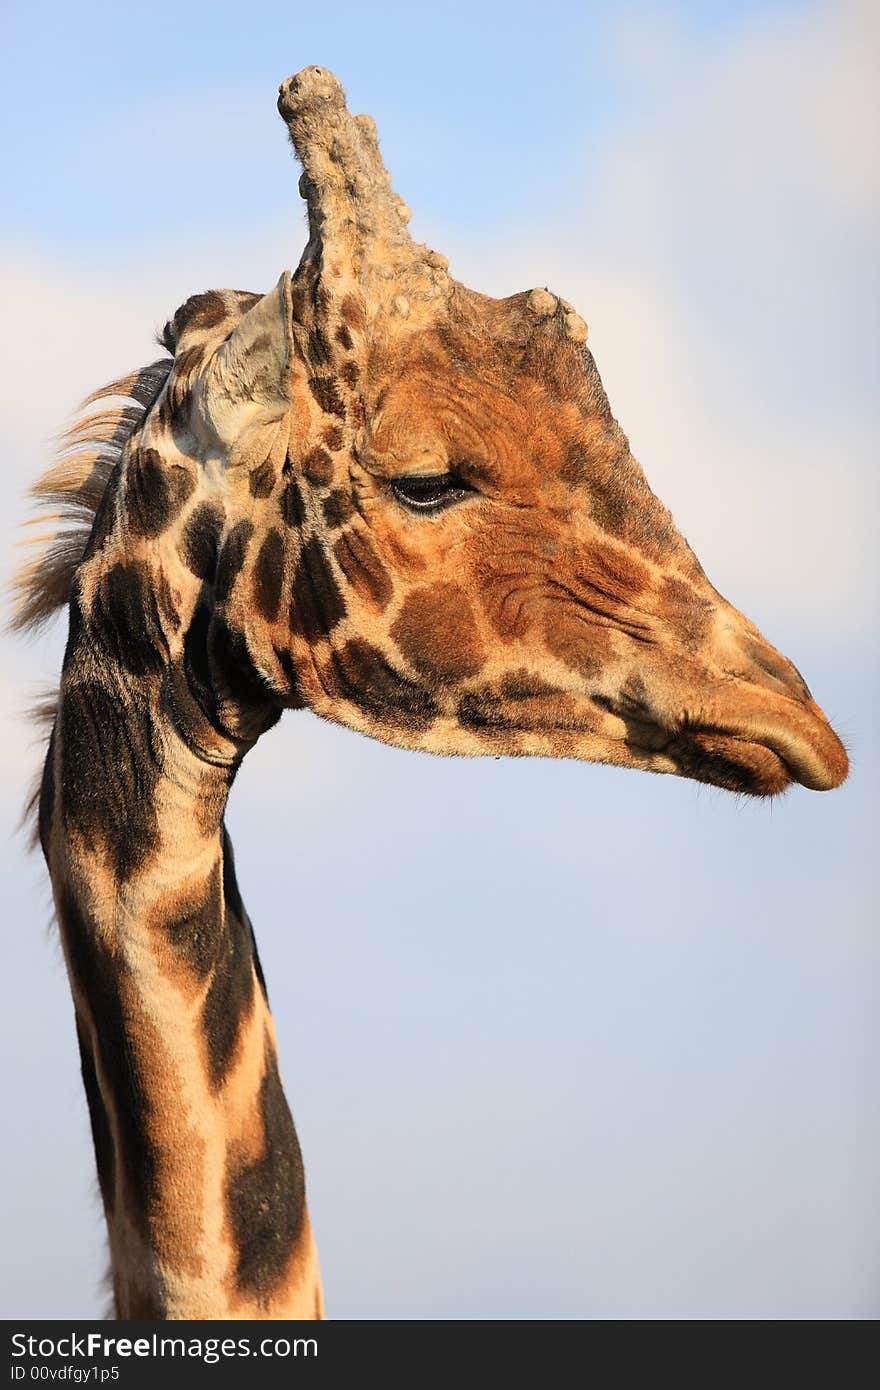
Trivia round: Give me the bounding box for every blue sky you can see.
[1,0,877,1318]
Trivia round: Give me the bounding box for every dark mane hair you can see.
[11,358,173,838]
[11,359,173,634]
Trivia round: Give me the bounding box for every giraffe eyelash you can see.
[389,472,476,515]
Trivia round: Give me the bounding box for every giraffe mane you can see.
[12,357,173,843]
[11,357,173,635]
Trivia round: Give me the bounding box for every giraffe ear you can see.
[198,272,295,444]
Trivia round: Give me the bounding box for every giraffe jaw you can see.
[303,685,846,797]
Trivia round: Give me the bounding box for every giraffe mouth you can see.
[662,730,797,795]
[621,698,848,796]
[456,680,847,795]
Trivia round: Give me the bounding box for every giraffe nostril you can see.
[738,633,812,701]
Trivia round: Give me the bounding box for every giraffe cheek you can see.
[391,584,486,684]
[543,617,614,682]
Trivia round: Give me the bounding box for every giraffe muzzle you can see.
[629,612,851,794]
[656,680,849,795]
[705,624,849,792]
[596,629,848,794]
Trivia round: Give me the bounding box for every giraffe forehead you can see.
[365,372,546,489]
[364,340,621,484]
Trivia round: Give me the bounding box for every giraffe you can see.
[13,66,847,1320]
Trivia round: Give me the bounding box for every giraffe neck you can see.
[43,624,323,1319]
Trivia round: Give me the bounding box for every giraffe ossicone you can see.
[15,65,847,1321]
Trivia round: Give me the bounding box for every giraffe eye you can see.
[390,473,474,514]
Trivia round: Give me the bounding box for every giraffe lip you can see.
[618,715,792,794]
[666,705,849,794]
[616,702,848,794]
[619,716,794,794]
[666,729,794,795]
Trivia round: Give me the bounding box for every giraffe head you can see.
[70,66,847,795]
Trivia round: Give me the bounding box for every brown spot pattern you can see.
[249,461,276,498]
[323,489,355,527]
[324,639,436,730]
[302,447,334,486]
[253,530,286,622]
[543,616,609,681]
[391,583,485,681]
[659,576,712,647]
[333,528,393,610]
[308,377,346,418]
[280,479,306,529]
[289,537,346,640]
[339,294,365,331]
